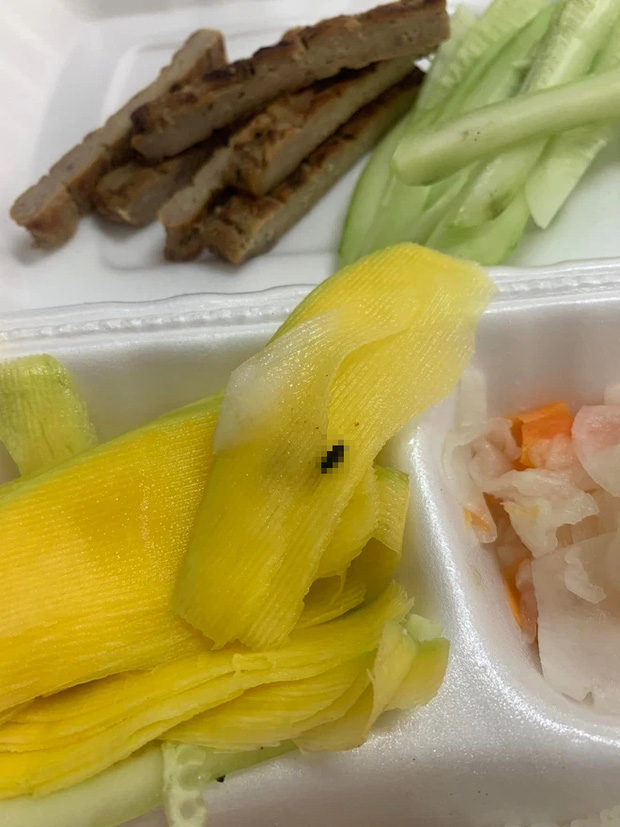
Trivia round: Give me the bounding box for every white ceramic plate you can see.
[3,0,620,313]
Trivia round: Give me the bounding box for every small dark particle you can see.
[354,421,359,427]
[321,442,345,473]
[216,775,226,783]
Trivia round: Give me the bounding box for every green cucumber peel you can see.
[344,0,550,262]
[337,5,474,267]
[422,0,620,229]
[526,10,620,228]
[338,116,410,267]
[428,187,531,266]
[415,5,477,111]
[419,0,549,111]
[392,66,620,189]
[0,747,162,827]
[339,0,515,266]
[163,741,295,827]
[407,5,554,246]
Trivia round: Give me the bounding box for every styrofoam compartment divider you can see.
[2,259,620,827]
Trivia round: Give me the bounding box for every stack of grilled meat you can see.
[11,0,448,264]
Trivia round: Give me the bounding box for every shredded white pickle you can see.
[445,375,620,712]
[564,546,606,604]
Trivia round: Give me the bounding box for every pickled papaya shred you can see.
[0,243,493,810]
[165,656,374,751]
[0,586,409,796]
[0,354,97,478]
[295,620,418,751]
[0,386,409,715]
[175,244,493,649]
[0,396,221,713]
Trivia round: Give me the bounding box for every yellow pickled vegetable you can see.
[348,540,399,601]
[345,465,412,599]
[175,244,493,650]
[297,570,367,629]
[387,638,450,711]
[0,705,28,728]
[0,397,221,713]
[296,620,418,751]
[0,581,402,753]
[0,355,97,477]
[289,669,372,738]
[316,468,379,579]
[165,656,371,751]
[0,371,403,717]
[0,586,408,797]
[316,464,409,580]
[300,463,410,628]
[373,465,410,552]
[0,243,483,808]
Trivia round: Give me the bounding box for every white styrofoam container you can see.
[3,0,620,823]
[3,0,620,313]
[2,261,620,827]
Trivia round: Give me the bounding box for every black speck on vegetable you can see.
[321,442,346,473]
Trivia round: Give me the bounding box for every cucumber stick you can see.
[407,5,554,246]
[411,172,470,245]
[526,13,620,228]
[344,0,551,263]
[421,0,620,229]
[392,66,620,188]
[0,747,162,827]
[418,0,549,114]
[338,5,474,267]
[163,741,295,827]
[433,189,531,266]
[415,4,477,111]
[339,0,547,265]
[338,116,412,266]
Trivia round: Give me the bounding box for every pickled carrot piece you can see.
[515,401,573,467]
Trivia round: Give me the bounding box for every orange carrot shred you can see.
[515,401,573,468]
[464,509,492,532]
